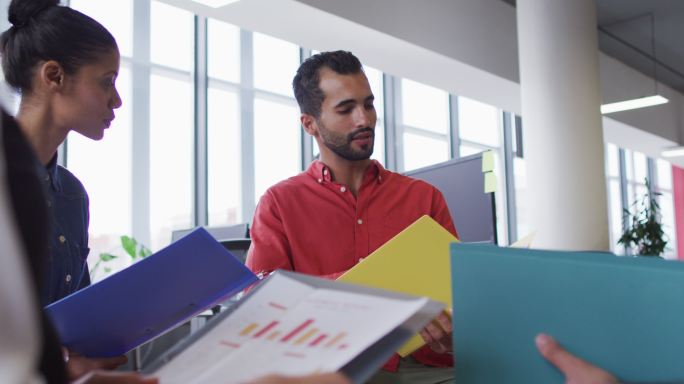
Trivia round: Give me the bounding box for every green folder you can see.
[451,243,684,383]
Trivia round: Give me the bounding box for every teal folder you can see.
[451,243,684,383]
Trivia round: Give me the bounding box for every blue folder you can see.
[451,243,684,383]
[45,228,258,357]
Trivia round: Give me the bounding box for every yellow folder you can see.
[337,215,459,356]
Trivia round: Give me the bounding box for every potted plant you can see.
[618,179,668,257]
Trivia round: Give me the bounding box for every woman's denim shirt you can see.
[41,155,90,306]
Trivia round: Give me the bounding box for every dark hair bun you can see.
[8,0,58,27]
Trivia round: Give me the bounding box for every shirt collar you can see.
[45,154,61,191]
[306,159,387,185]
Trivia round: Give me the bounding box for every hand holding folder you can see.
[337,215,458,356]
[45,228,258,357]
[451,243,684,383]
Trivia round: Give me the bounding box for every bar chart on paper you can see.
[154,274,428,383]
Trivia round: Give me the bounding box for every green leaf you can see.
[121,235,137,258]
[99,253,118,262]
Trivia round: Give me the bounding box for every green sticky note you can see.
[481,150,494,173]
[484,171,496,193]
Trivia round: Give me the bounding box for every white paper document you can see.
[153,273,431,383]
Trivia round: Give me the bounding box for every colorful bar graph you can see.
[325,332,346,348]
[267,331,281,340]
[281,319,314,342]
[240,323,259,336]
[308,334,328,347]
[253,321,279,338]
[294,328,318,345]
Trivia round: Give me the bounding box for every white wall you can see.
[290,0,684,150]
[295,0,520,83]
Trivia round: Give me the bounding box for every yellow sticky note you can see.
[484,171,497,193]
[337,215,459,356]
[481,150,495,173]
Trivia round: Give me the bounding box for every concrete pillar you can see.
[517,0,610,250]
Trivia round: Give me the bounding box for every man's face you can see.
[312,68,377,161]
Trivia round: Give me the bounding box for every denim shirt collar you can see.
[44,153,61,192]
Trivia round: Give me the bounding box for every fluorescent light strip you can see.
[600,95,669,114]
[187,0,240,8]
[662,147,684,158]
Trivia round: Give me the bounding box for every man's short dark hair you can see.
[292,50,363,118]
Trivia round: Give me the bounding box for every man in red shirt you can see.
[246,51,456,384]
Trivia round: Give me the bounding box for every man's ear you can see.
[39,60,65,91]
[301,113,319,137]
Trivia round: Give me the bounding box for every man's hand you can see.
[419,309,453,354]
[248,372,351,384]
[535,334,617,384]
[66,351,128,380]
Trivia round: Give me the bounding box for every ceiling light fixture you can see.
[187,0,241,8]
[661,146,684,158]
[600,13,669,115]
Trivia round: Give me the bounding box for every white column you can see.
[517,0,610,250]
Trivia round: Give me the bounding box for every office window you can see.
[149,73,194,250]
[66,65,133,281]
[364,66,385,165]
[207,19,240,83]
[458,96,500,148]
[253,97,301,201]
[656,159,676,259]
[151,1,194,72]
[253,33,300,97]
[604,143,624,253]
[207,86,241,226]
[70,0,133,58]
[206,19,242,227]
[400,78,449,171]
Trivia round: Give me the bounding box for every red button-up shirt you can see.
[247,160,458,370]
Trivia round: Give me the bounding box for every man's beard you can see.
[318,121,375,161]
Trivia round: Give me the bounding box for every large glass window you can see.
[207,86,241,226]
[364,66,385,165]
[207,18,242,227]
[656,159,676,259]
[207,19,240,83]
[70,0,133,57]
[253,97,301,201]
[151,1,194,71]
[400,78,450,171]
[149,73,194,250]
[253,33,300,97]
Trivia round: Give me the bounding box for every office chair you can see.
[218,238,251,264]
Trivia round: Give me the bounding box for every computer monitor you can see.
[404,153,497,244]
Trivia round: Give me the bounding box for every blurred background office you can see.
[1,0,681,282]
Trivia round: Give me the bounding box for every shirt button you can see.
[323,169,328,175]
[340,186,347,193]
[65,274,72,283]
[46,200,52,208]
[59,235,66,244]
[357,219,363,224]
[44,175,50,182]
[358,257,364,263]
[317,178,322,183]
